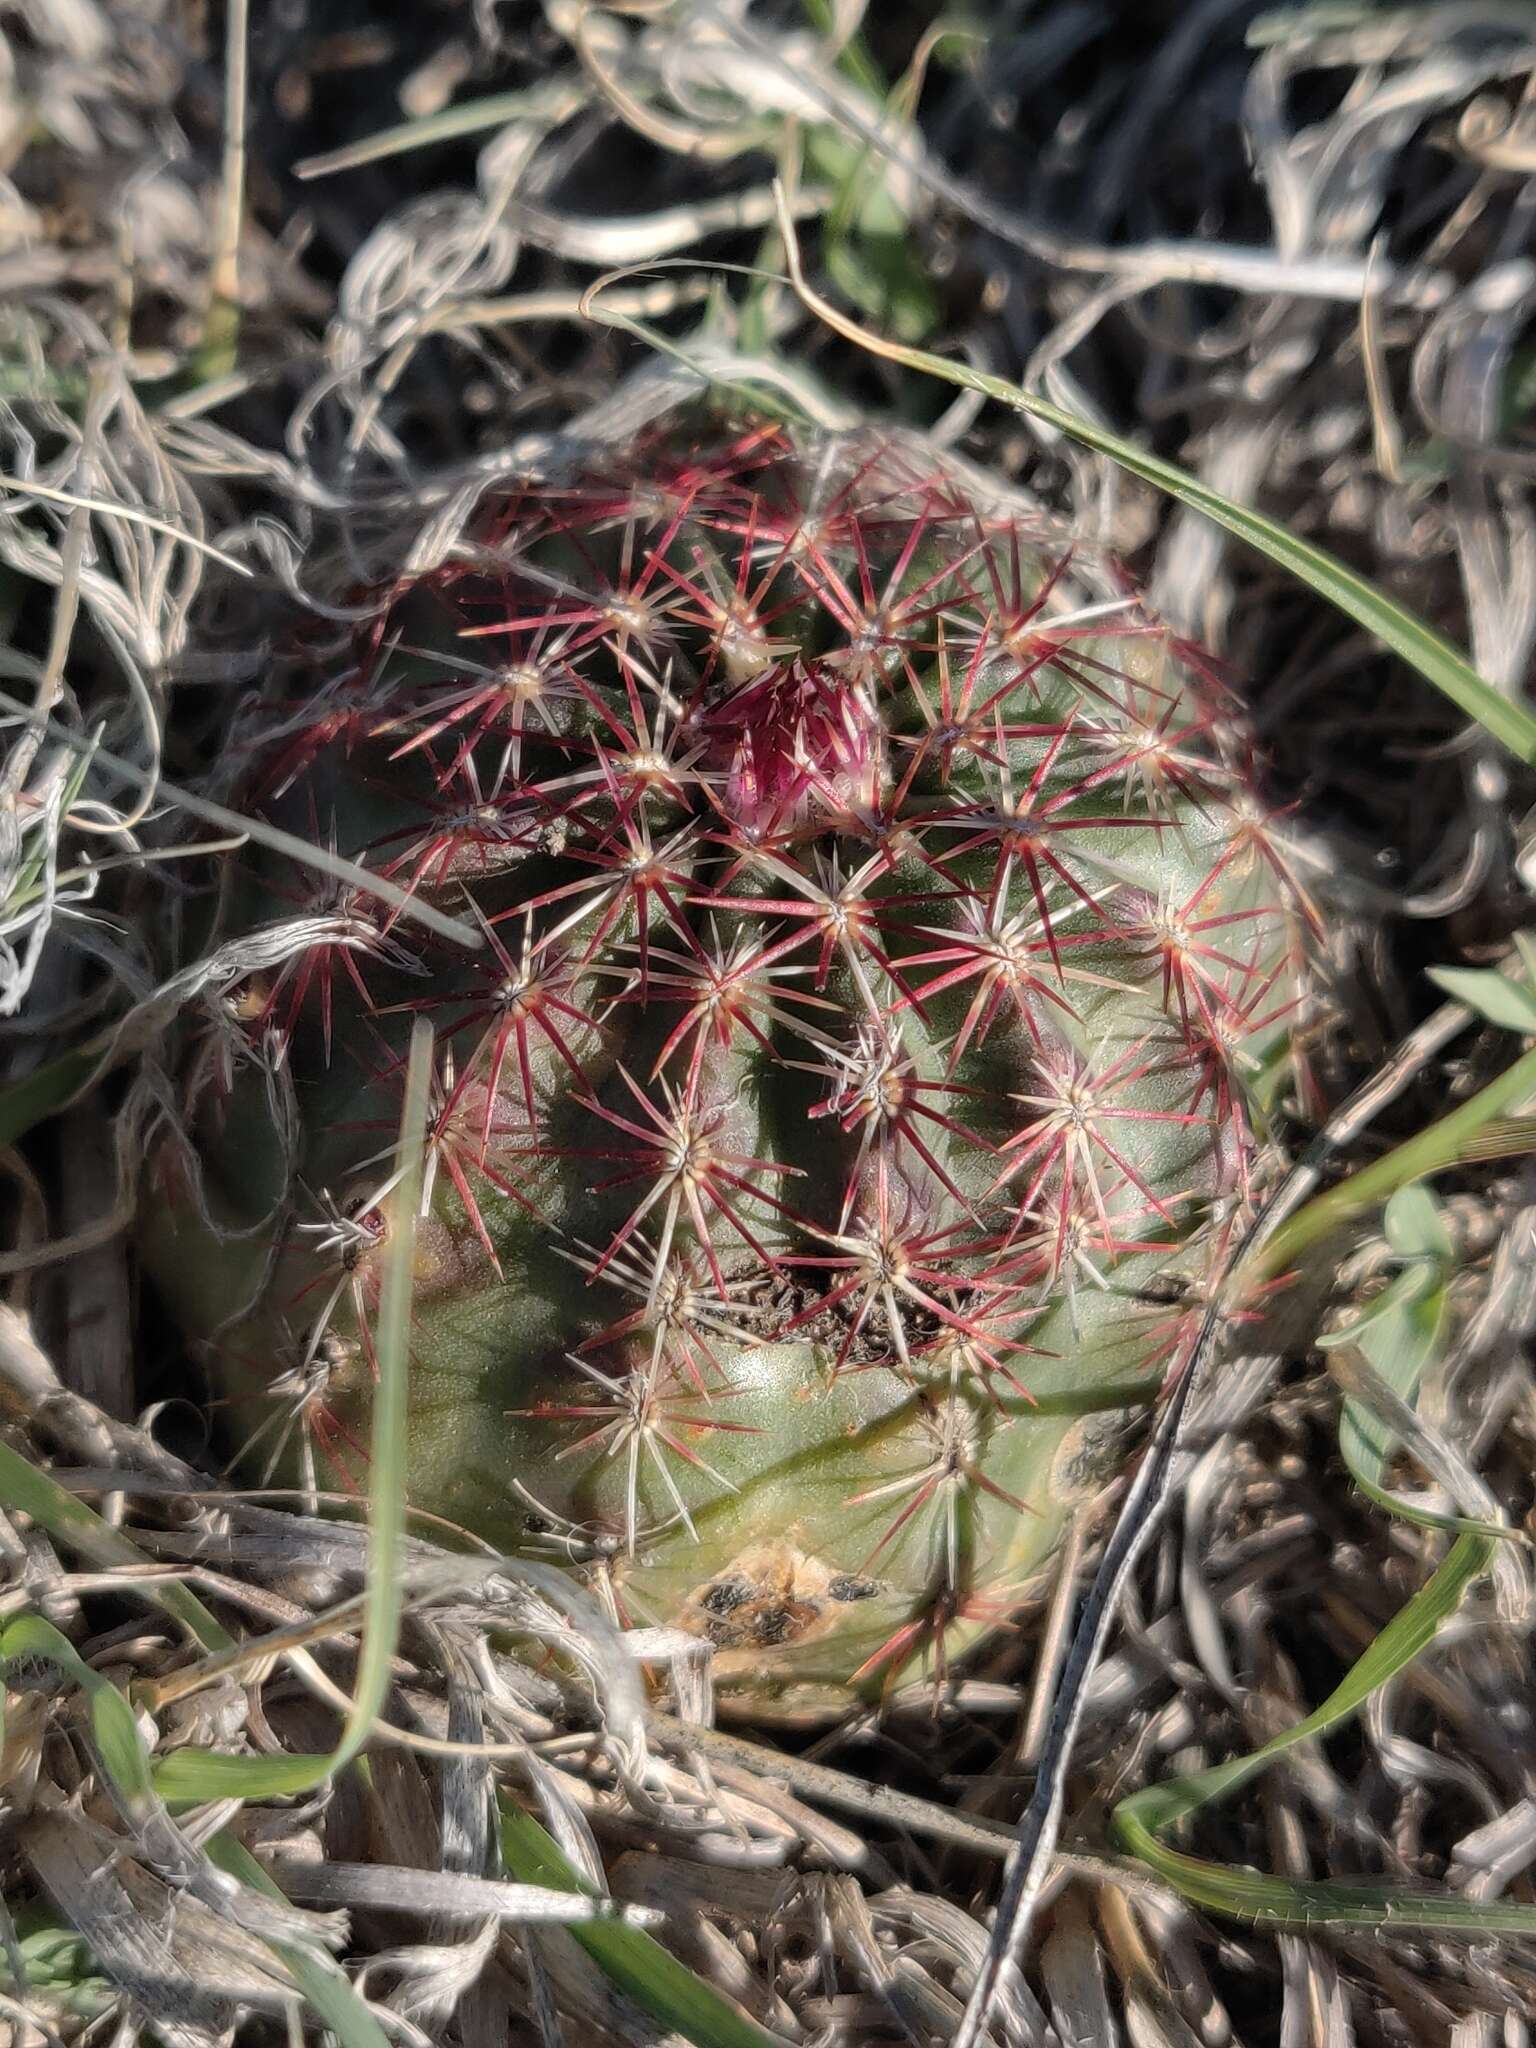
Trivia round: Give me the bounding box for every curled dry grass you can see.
[4,4,1536,2044]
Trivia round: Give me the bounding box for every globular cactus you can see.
[144,420,1307,1717]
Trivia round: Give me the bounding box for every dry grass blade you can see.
[19,1812,294,2048]
[0,477,251,579]
[197,0,249,380]
[947,1220,1266,2048]
[262,1860,665,1929]
[0,689,482,956]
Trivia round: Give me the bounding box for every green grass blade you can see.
[331,1013,428,1769]
[1250,1042,1536,1280]
[154,1748,336,1803]
[1,1614,155,1814]
[0,1620,392,2039]
[1108,1828,1536,1935]
[498,1802,781,2048]
[206,1836,393,2048]
[294,82,576,180]
[1125,1530,1489,1835]
[774,189,1536,767]
[156,1019,430,1800]
[1110,1530,1521,1931]
[192,0,248,382]
[0,1437,230,1650]
[1348,1464,1509,1543]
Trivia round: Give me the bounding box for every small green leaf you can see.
[1315,1260,1439,1348]
[1323,1265,1447,1493]
[0,1920,114,2015]
[1426,964,1536,1036]
[1312,1186,1511,1541]
[804,129,938,345]
[825,231,937,345]
[1383,1183,1454,1262]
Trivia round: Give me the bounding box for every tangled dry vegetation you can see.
[5,4,1536,2045]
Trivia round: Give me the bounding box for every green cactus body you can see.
[145,423,1305,1716]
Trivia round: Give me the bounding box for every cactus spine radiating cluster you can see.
[145,421,1306,1716]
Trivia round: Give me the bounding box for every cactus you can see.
[144,420,1306,1717]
